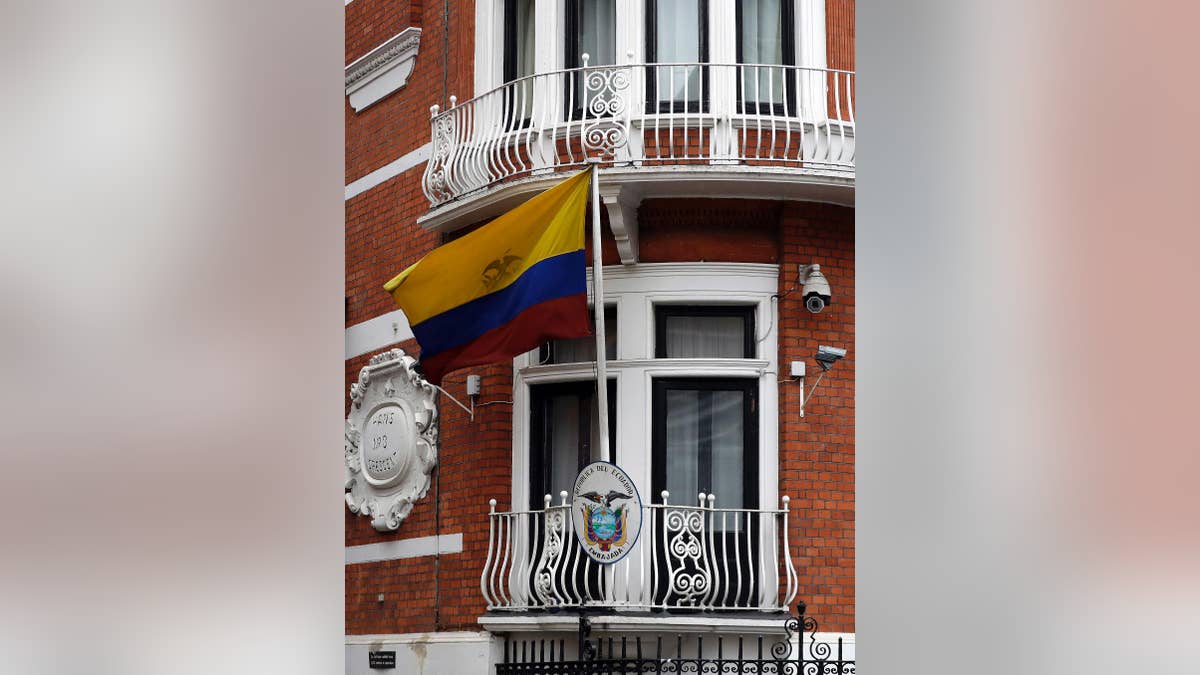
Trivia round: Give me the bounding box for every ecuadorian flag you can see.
[383,170,593,385]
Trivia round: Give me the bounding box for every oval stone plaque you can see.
[362,403,412,484]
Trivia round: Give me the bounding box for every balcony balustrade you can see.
[481,491,799,613]
[423,60,854,208]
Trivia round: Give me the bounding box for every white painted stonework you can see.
[344,308,414,359]
[345,143,431,201]
[344,632,499,675]
[345,27,422,112]
[345,348,439,531]
[344,533,463,565]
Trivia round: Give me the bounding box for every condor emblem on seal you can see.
[571,462,643,564]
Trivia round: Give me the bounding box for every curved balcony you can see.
[420,61,854,235]
[481,492,799,613]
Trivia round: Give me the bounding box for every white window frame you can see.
[510,262,780,517]
[475,0,828,91]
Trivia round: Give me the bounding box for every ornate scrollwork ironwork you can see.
[581,65,632,161]
[664,508,711,606]
[423,111,457,204]
[533,508,566,606]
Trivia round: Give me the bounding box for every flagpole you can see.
[589,163,610,463]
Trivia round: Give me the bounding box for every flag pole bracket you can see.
[431,383,474,422]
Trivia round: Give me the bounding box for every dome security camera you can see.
[800,264,831,314]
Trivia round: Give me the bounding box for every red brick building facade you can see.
[345,2,853,672]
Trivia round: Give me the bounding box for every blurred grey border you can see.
[0,2,344,675]
[861,1,1200,674]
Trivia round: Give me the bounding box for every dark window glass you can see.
[504,0,536,83]
[651,378,757,512]
[529,380,616,509]
[651,378,758,605]
[504,0,536,125]
[655,305,755,359]
[565,0,617,118]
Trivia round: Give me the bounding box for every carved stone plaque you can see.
[345,348,438,531]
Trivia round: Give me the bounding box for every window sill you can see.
[519,359,772,382]
[479,609,792,635]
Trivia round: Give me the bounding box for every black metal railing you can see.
[497,600,854,674]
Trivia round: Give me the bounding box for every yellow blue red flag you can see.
[383,170,592,384]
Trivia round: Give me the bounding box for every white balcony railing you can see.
[481,491,799,613]
[423,60,854,207]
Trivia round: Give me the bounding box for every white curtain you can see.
[509,0,536,120]
[549,395,580,501]
[543,309,614,363]
[665,390,700,502]
[515,0,535,78]
[577,0,616,65]
[663,389,746,513]
[547,332,616,363]
[663,315,745,358]
[740,0,786,108]
[655,0,702,104]
[708,391,745,511]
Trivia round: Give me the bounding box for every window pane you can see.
[505,0,535,123]
[548,395,581,500]
[540,307,616,364]
[664,390,701,503]
[657,0,701,62]
[573,0,616,66]
[708,390,745,509]
[663,389,745,509]
[652,0,703,106]
[663,314,746,358]
[740,0,783,65]
[530,381,616,508]
[507,0,536,81]
[738,0,790,110]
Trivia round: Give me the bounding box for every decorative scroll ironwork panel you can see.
[496,602,854,675]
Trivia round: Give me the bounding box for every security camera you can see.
[814,345,847,371]
[800,264,831,313]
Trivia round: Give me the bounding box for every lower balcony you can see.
[481,491,799,614]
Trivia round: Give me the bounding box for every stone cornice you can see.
[344,27,422,111]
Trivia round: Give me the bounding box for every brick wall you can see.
[345,0,474,185]
[777,202,855,633]
[345,168,438,328]
[344,199,855,635]
[826,0,855,71]
[345,353,513,633]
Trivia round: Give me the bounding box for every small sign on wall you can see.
[368,651,396,669]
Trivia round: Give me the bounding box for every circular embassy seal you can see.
[570,462,643,564]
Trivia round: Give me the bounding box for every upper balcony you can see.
[419,60,854,238]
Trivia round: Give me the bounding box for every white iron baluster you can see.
[782,495,798,608]
[744,510,754,607]
[481,499,497,608]
[704,493,718,608]
[715,502,724,600]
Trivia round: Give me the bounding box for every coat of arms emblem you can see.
[570,462,643,563]
[580,490,632,551]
